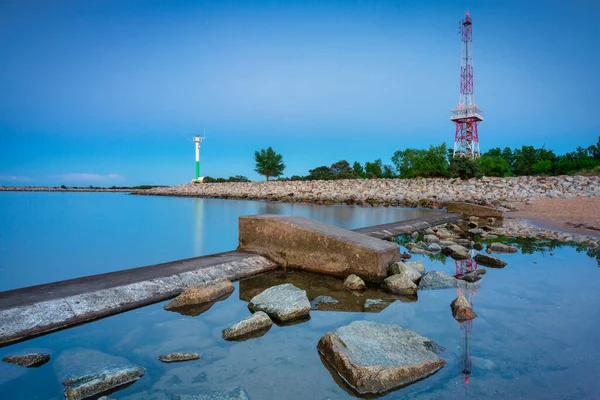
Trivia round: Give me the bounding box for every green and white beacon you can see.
[192,131,206,183]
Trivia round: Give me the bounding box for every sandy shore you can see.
[509,196,600,238]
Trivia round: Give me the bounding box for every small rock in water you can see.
[441,245,469,260]
[248,283,310,323]
[343,274,366,290]
[2,353,50,368]
[473,242,484,251]
[487,242,518,253]
[423,234,440,243]
[399,252,412,259]
[439,240,457,247]
[178,387,249,400]
[450,295,477,321]
[164,279,234,310]
[388,262,422,282]
[317,320,445,395]
[474,253,507,268]
[427,243,442,252]
[403,261,426,274]
[419,271,458,290]
[458,268,486,282]
[64,366,145,400]
[409,247,429,255]
[382,274,418,296]
[222,311,273,341]
[310,295,339,309]
[157,353,201,363]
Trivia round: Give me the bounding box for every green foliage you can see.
[60,185,67,189]
[352,161,365,178]
[478,155,512,177]
[203,175,251,183]
[449,157,482,179]
[307,166,335,180]
[531,159,553,175]
[330,160,357,179]
[254,147,285,181]
[364,159,383,178]
[391,143,449,178]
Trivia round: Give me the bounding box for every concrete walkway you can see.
[0,213,461,347]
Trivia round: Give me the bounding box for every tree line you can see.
[203,137,600,182]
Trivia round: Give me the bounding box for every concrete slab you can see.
[0,252,277,347]
[238,215,399,282]
[353,213,461,239]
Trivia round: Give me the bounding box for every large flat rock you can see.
[238,215,399,282]
[446,202,504,219]
[317,320,445,396]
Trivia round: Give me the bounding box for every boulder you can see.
[2,353,50,368]
[423,234,440,243]
[388,262,422,282]
[427,243,442,252]
[441,245,469,260]
[55,348,145,400]
[458,268,486,282]
[317,321,445,395]
[343,274,366,291]
[474,253,507,268]
[409,248,429,255]
[473,242,484,250]
[418,271,458,290]
[164,279,234,311]
[157,353,201,363]
[450,295,477,321]
[439,240,457,247]
[403,261,426,274]
[222,311,273,341]
[248,283,310,322]
[178,388,249,400]
[488,242,518,253]
[468,228,486,235]
[382,275,418,296]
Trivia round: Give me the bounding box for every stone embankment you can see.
[134,175,600,208]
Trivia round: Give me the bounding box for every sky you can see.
[0,0,598,185]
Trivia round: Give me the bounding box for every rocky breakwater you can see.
[133,175,600,208]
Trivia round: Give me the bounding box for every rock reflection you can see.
[239,269,412,313]
[164,291,233,317]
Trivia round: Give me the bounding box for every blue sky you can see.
[0,0,598,185]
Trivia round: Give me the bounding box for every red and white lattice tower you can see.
[451,12,483,159]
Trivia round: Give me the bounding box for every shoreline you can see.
[0,186,132,192]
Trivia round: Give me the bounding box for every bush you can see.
[449,157,482,179]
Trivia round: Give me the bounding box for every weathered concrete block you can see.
[446,202,504,219]
[238,215,399,282]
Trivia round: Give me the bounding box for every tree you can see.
[330,160,357,179]
[254,147,285,181]
[365,159,384,178]
[478,155,512,177]
[307,166,334,180]
[352,161,365,178]
[391,143,449,178]
[449,157,482,179]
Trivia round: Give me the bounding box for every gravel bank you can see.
[133,175,600,209]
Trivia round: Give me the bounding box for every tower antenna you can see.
[451,12,484,159]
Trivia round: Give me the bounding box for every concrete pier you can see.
[0,213,461,347]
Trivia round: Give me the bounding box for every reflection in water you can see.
[193,198,205,256]
[239,269,414,314]
[455,258,479,384]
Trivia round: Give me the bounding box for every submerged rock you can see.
[427,243,442,252]
[157,353,202,363]
[418,271,458,290]
[343,274,366,291]
[64,366,145,400]
[310,295,339,309]
[450,295,477,321]
[487,242,518,253]
[164,278,234,311]
[178,387,249,400]
[441,245,469,260]
[458,268,487,282]
[382,274,418,296]
[317,320,445,396]
[55,348,145,400]
[409,247,429,255]
[222,311,273,341]
[2,353,50,368]
[248,283,310,322]
[474,253,508,268]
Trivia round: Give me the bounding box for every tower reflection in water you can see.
[454,257,478,384]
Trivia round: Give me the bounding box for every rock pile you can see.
[134,175,600,208]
